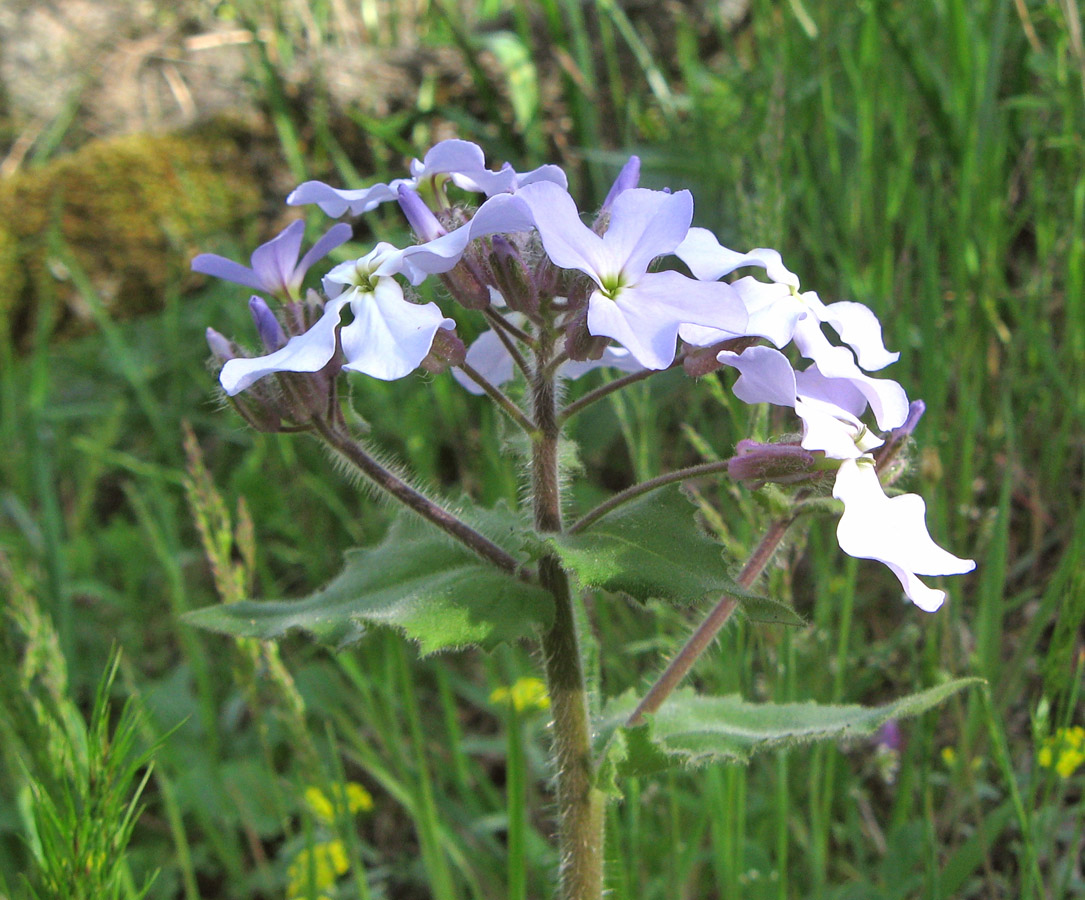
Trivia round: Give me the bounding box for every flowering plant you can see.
[188,140,977,900]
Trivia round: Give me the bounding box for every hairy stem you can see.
[568,460,733,534]
[625,514,796,727]
[531,333,604,900]
[312,418,522,575]
[454,362,536,433]
[484,308,533,378]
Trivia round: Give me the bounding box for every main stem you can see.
[531,333,604,900]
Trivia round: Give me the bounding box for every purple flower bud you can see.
[397,186,446,242]
[876,720,903,753]
[205,327,237,362]
[683,336,760,377]
[727,439,819,487]
[601,156,641,213]
[249,296,287,352]
[874,399,926,476]
[421,327,467,374]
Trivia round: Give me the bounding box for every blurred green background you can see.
[0,0,1082,897]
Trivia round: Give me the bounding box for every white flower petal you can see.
[818,301,899,371]
[603,189,693,277]
[833,458,975,609]
[339,280,454,381]
[675,227,800,287]
[452,328,516,395]
[716,346,799,408]
[287,180,403,217]
[795,397,875,459]
[792,318,909,430]
[218,297,350,395]
[516,181,609,277]
[680,278,803,349]
[559,346,643,380]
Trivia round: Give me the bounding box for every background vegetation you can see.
[0,0,1082,897]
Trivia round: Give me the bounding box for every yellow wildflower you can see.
[286,839,349,895]
[1038,726,1085,779]
[304,782,374,824]
[490,676,550,712]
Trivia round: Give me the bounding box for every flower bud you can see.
[249,296,287,351]
[874,399,925,479]
[727,439,819,488]
[600,156,640,214]
[441,252,492,310]
[206,327,238,362]
[564,308,607,362]
[397,185,446,242]
[489,235,538,316]
[683,336,760,377]
[421,327,467,374]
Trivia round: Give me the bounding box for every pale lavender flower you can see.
[287,139,568,217]
[717,343,909,447]
[515,182,747,370]
[676,228,899,373]
[717,346,973,609]
[192,220,352,300]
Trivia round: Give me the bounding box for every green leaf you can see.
[595,678,983,794]
[738,595,807,627]
[184,513,552,654]
[549,486,797,623]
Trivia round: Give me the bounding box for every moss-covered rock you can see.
[0,126,264,348]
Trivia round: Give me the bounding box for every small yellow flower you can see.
[490,677,550,712]
[287,840,350,895]
[304,782,374,824]
[1037,726,1085,779]
[940,746,957,766]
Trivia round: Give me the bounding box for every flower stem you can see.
[531,332,604,900]
[454,362,536,434]
[568,460,733,534]
[312,418,522,575]
[559,353,685,423]
[484,308,533,378]
[625,513,796,727]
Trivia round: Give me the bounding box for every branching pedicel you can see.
[192,140,976,900]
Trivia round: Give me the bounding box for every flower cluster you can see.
[1038,726,1085,779]
[196,139,973,610]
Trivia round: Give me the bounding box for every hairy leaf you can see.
[185,513,551,654]
[550,485,800,624]
[595,678,983,793]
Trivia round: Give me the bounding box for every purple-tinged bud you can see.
[564,308,607,362]
[683,336,760,377]
[874,399,925,479]
[206,327,237,362]
[601,156,640,213]
[876,720,903,753]
[874,720,902,785]
[421,327,467,374]
[397,185,446,242]
[727,439,819,488]
[489,235,538,316]
[249,296,287,352]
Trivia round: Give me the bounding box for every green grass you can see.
[1,0,1084,897]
